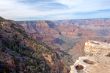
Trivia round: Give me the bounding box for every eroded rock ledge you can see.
[70,40,110,73]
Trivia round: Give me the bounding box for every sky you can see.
[0,0,110,20]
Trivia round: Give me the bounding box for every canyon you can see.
[0,16,110,73]
[18,19,110,63]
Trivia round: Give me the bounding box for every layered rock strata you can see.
[70,40,110,73]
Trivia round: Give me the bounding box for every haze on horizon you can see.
[0,0,110,20]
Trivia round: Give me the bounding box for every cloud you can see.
[0,0,110,20]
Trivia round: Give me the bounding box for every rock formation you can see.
[70,40,110,73]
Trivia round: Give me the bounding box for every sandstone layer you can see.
[70,40,110,73]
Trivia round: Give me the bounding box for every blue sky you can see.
[0,0,110,20]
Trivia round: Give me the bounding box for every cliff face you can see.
[0,17,69,73]
[70,40,110,73]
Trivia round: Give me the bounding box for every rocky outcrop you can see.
[70,40,110,73]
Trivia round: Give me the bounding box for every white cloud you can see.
[0,0,110,20]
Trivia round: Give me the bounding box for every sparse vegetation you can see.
[0,18,68,73]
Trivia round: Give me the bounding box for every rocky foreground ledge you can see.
[70,40,110,73]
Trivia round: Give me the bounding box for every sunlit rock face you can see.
[84,40,110,55]
[70,40,110,73]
